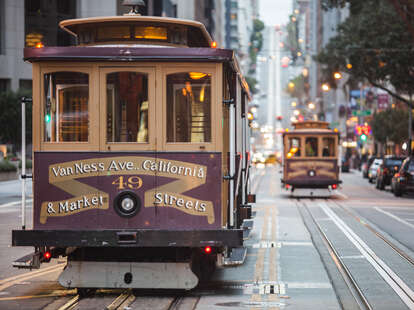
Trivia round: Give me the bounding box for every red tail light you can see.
[204,246,212,254]
[332,184,337,190]
[286,184,290,189]
[43,251,52,261]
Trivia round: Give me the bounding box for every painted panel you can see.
[33,152,221,230]
[285,159,338,183]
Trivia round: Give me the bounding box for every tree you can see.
[0,89,32,152]
[248,19,264,75]
[316,0,414,108]
[370,108,408,146]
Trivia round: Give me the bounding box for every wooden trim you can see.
[98,66,156,151]
[32,63,41,152]
[161,64,218,152]
[39,65,98,151]
[216,64,225,227]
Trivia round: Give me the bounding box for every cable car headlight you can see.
[114,192,141,217]
[308,170,316,177]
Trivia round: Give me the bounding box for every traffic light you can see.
[359,133,367,142]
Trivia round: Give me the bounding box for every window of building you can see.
[19,79,32,91]
[0,0,4,54]
[287,137,301,157]
[305,137,318,157]
[0,79,10,93]
[25,0,76,47]
[43,72,89,142]
[106,72,149,143]
[166,72,211,143]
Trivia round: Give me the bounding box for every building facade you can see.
[0,0,228,93]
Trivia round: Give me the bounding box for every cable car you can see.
[12,1,254,291]
[282,121,341,197]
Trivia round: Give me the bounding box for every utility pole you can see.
[409,93,412,156]
[275,27,282,152]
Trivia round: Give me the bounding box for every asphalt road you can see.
[0,167,413,309]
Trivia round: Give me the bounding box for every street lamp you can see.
[333,72,342,80]
[308,102,315,109]
[321,83,330,92]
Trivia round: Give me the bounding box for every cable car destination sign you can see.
[34,153,221,229]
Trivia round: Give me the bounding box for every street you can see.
[0,166,413,309]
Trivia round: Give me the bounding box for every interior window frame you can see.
[99,66,156,151]
[39,66,97,151]
[286,135,302,158]
[162,65,217,152]
[304,136,319,158]
[321,136,337,158]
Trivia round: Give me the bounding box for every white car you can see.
[368,158,383,183]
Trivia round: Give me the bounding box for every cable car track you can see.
[297,198,414,309]
[297,199,372,310]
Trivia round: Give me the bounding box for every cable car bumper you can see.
[12,229,243,248]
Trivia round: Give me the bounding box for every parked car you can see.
[362,156,378,178]
[376,156,404,190]
[341,157,350,172]
[391,157,414,196]
[368,158,383,183]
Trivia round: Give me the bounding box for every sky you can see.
[259,0,293,27]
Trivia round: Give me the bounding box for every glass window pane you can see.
[167,72,211,143]
[322,137,335,157]
[43,72,89,142]
[97,26,130,40]
[287,137,301,157]
[106,72,148,143]
[305,137,318,157]
[134,26,167,40]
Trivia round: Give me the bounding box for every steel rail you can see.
[297,200,372,310]
[321,200,414,308]
[333,200,414,267]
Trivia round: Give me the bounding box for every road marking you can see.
[57,295,79,310]
[251,205,270,305]
[320,202,414,308]
[106,291,132,310]
[336,191,348,199]
[0,199,33,209]
[0,264,64,292]
[0,289,76,301]
[374,207,414,230]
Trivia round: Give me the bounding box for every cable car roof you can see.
[59,16,213,48]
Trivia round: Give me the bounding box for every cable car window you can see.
[287,137,301,157]
[166,72,211,143]
[322,137,335,157]
[134,26,167,40]
[305,137,318,157]
[43,72,89,142]
[97,26,130,40]
[106,72,148,143]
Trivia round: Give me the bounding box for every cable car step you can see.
[223,247,247,266]
[12,252,40,269]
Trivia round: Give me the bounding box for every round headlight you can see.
[114,192,141,217]
[309,170,316,177]
[121,197,135,212]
